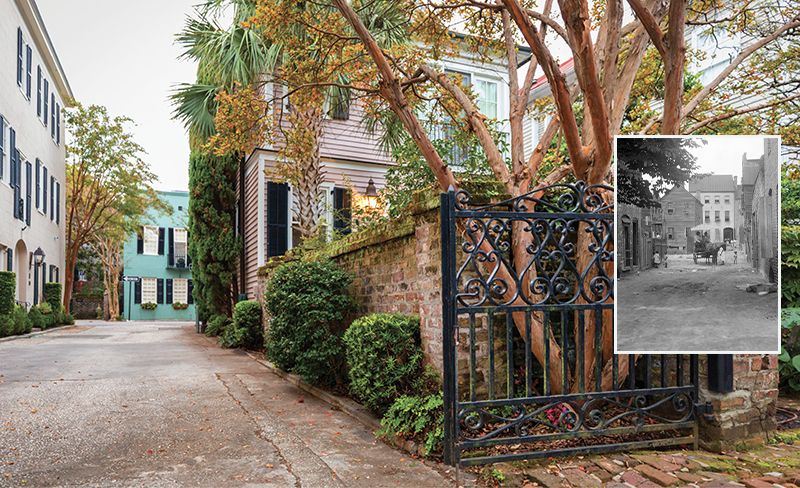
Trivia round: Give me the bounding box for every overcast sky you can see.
[38,0,199,191]
[687,135,769,180]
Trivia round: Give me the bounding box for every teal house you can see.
[121,191,194,321]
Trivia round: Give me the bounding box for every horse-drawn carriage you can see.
[693,240,726,264]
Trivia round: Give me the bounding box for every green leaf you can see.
[792,354,800,373]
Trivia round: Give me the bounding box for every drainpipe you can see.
[238,155,246,296]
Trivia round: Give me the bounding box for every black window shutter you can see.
[33,264,39,305]
[266,182,289,257]
[0,117,4,180]
[16,28,23,86]
[55,181,60,224]
[42,166,47,213]
[156,279,164,304]
[41,261,46,292]
[43,80,48,127]
[56,104,61,145]
[188,279,194,304]
[137,227,144,254]
[166,278,173,304]
[7,249,12,272]
[56,267,59,283]
[35,159,40,209]
[333,187,352,235]
[134,280,141,304]
[48,265,52,282]
[167,228,174,265]
[158,228,165,255]
[51,94,56,139]
[9,129,18,219]
[37,66,42,116]
[25,161,31,225]
[25,45,32,99]
[49,176,54,220]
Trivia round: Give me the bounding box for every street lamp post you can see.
[33,248,45,305]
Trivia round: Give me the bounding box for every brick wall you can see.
[699,354,779,450]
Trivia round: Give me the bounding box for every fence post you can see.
[440,189,457,466]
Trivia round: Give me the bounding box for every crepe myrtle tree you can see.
[239,0,799,394]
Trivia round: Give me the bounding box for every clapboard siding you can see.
[242,159,260,299]
[266,84,392,166]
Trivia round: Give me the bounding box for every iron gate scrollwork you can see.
[440,181,700,466]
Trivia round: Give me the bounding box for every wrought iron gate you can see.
[440,182,701,466]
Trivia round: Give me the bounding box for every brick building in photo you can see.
[741,137,780,282]
[660,185,703,253]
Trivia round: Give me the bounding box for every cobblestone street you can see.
[616,253,779,353]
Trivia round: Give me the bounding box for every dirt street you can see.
[616,252,779,352]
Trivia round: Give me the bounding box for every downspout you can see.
[238,155,246,297]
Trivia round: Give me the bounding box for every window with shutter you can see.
[51,94,55,139]
[333,187,351,235]
[6,249,12,272]
[173,278,188,303]
[56,104,61,145]
[42,166,47,213]
[143,226,159,255]
[267,182,289,257]
[141,278,157,303]
[49,175,54,220]
[174,228,188,266]
[328,87,351,120]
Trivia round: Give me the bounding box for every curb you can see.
[0,325,78,343]
[243,350,381,432]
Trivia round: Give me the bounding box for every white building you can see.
[688,174,738,243]
[1,0,73,307]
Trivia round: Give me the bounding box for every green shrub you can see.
[205,314,231,337]
[219,300,262,349]
[141,302,157,310]
[43,283,62,313]
[265,260,354,387]
[62,313,75,325]
[344,313,423,413]
[780,308,800,392]
[12,306,31,335]
[0,314,13,337]
[38,302,53,315]
[28,306,45,329]
[378,393,444,458]
[0,272,15,315]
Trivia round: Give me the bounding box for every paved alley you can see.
[0,322,455,487]
[617,253,779,352]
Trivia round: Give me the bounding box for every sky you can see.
[686,135,768,180]
[37,0,199,191]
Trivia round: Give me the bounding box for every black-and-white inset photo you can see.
[615,135,780,354]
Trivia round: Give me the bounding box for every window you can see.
[16,28,23,87]
[667,227,674,240]
[42,166,47,214]
[56,103,61,145]
[141,277,157,303]
[715,210,720,222]
[174,228,188,260]
[143,225,159,255]
[704,197,709,204]
[725,210,730,222]
[43,80,49,127]
[476,79,498,119]
[173,278,188,304]
[667,203,674,215]
[724,196,730,205]
[328,87,350,120]
[704,210,710,223]
[714,196,720,204]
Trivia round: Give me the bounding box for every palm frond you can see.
[170,82,221,141]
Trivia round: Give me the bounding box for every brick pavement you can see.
[481,432,800,487]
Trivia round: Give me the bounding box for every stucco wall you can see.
[121,191,195,321]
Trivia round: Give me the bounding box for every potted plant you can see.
[172,302,189,310]
[141,302,157,311]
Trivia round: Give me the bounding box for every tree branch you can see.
[625,0,667,57]
[685,93,800,133]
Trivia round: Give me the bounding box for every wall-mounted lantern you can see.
[364,178,378,208]
[33,247,45,266]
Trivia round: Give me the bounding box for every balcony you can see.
[167,254,191,270]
